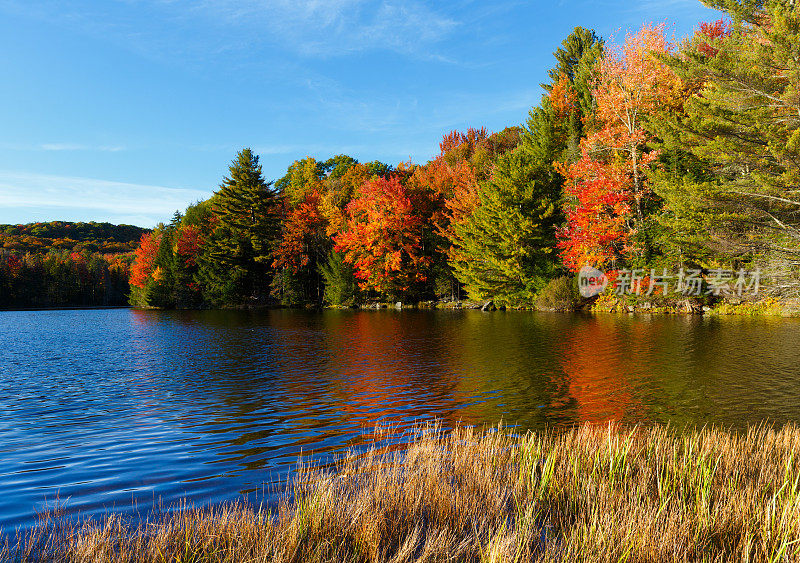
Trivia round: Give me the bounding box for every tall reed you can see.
[6,422,800,562]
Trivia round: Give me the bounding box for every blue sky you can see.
[0,0,720,227]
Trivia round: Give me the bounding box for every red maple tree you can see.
[129,231,161,289]
[696,19,732,57]
[175,226,203,267]
[558,24,682,271]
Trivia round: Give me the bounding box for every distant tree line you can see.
[129,0,800,309]
[0,251,133,308]
[0,221,145,308]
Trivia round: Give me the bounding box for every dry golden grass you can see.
[5,422,800,562]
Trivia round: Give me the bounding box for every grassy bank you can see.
[6,423,800,562]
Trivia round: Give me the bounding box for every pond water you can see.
[2,308,800,533]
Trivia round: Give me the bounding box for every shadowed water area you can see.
[2,308,800,533]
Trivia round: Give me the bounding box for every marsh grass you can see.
[6,422,800,562]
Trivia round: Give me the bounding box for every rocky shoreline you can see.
[345,295,800,317]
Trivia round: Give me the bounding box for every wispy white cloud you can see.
[0,142,127,152]
[0,0,459,62]
[303,84,540,136]
[0,171,210,227]
[39,143,88,151]
[194,0,459,58]
[40,143,126,152]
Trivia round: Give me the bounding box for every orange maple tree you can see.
[592,24,681,219]
[412,128,497,270]
[550,73,579,119]
[410,159,475,238]
[438,128,488,163]
[273,190,328,273]
[334,176,433,294]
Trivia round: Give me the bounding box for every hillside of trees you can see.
[129,0,800,310]
[0,221,146,308]
[0,221,146,254]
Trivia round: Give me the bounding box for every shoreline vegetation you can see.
[3,301,799,316]
[6,422,800,562]
[125,296,800,317]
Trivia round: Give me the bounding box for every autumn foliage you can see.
[557,153,632,270]
[549,74,579,118]
[174,226,203,267]
[273,190,328,274]
[558,24,681,271]
[410,150,477,256]
[0,221,146,255]
[130,231,162,289]
[334,176,433,294]
[696,19,732,57]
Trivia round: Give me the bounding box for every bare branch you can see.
[731,191,800,207]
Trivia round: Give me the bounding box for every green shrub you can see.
[535,275,580,311]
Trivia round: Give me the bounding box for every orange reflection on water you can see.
[558,315,646,423]
[317,312,461,437]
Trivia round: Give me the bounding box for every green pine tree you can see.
[146,224,176,308]
[197,148,280,306]
[544,26,604,160]
[450,110,563,306]
[319,251,357,307]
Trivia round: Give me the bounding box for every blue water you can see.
[2,308,800,533]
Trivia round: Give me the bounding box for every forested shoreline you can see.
[128,1,800,312]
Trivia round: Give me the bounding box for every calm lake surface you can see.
[2,308,800,533]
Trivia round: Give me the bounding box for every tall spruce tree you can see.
[446,27,602,305]
[197,149,280,305]
[544,27,604,160]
